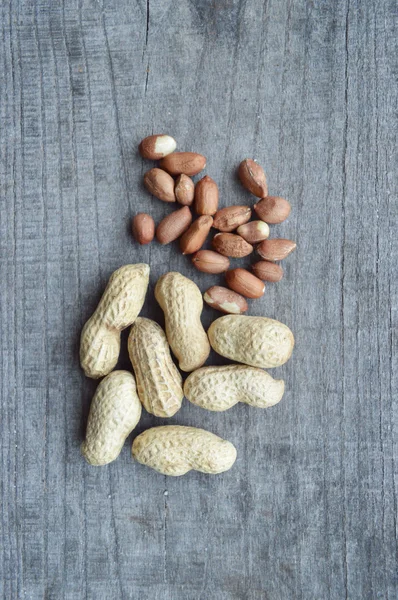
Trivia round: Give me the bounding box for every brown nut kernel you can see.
[236,221,270,243]
[212,233,253,258]
[238,159,268,198]
[175,174,195,206]
[144,168,176,202]
[132,213,155,245]
[156,206,192,245]
[257,239,296,261]
[252,261,284,282]
[254,196,291,224]
[204,286,248,314]
[212,205,251,232]
[180,215,213,255]
[194,176,219,215]
[139,134,177,160]
[159,152,206,176]
[225,268,265,299]
[192,250,230,274]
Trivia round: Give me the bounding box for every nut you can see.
[204,286,248,314]
[156,206,192,245]
[192,250,230,274]
[184,365,284,411]
[143,168,176,202]
[238,158,268,197]
[132,426,237,476]
[208,315,294,368]
[128,318,183,418]
[175,174,195,206]
[236,220,269,243]
[80,264,150,378]
[254,196,291,224]
[139,134,177,160]
[159,152,206,176]
[257,239,296,261]
[81,371,142,465]
[225,268,265,299]
[155,271,210,372]
[194,175,219,215]
[212,205,251,232]
[180,215,213,255]
[132,213,155,245]
[212,232,253,258]
[252,260,284,282]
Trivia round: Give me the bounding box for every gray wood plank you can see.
[0,0,397,598]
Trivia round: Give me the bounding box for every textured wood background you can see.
[1,0,397,598]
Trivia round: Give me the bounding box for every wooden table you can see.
[1,1,396,598]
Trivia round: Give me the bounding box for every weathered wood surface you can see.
[1,0,397,598]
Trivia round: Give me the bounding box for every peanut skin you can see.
[82,371,142,466]
[128,318,183,418]
[155,272,210,372]
[80,264,150,379]
[208,315,294,368]
[184,365,285,411]
[132,426,237,476]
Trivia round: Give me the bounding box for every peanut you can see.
[204,286,248,314]
[194,175,219,215]
[238,158,268,197]
[252,260,284,282]
[180,215,213,255]
[159,152,206,176]
[225,268,265,299]
[156,206,192,245]
[139,134,177,160]
[143,168,176,202]
[236,220,270,244]
[257,239,296,261]
[132,426,237,476]
[192,250,230,274]
[155,272,210,372]
[175,174,195,206]
[212,232,253,258]
[208,315,294,368]
[212,205,251,232]
[128,318,183,418]
[184,365,284,411]
[254,196,291,224]
[132,213,155,245]
[80,264,150,379]
[81,371,142,465]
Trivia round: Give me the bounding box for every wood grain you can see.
[0,0,397,598]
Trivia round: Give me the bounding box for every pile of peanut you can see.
[80,134,295,476]
[133,134,296,312]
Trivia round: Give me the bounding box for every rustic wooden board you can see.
[1,0,397,598]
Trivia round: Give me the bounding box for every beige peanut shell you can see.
[80,264,150,379]
[208,315,294,368]
[82,370,142,466]
[132,426,237,476]
[128,318,183,418]
[184,365,284,411]
[155,272,210,372]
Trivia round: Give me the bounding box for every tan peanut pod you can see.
[132,426,237,476]
[80,264,150,379]
[128,318,183,418]
[82,371,142,466]
[155,272,210,371]
[184,365,284,411]
[208,315,294,369]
